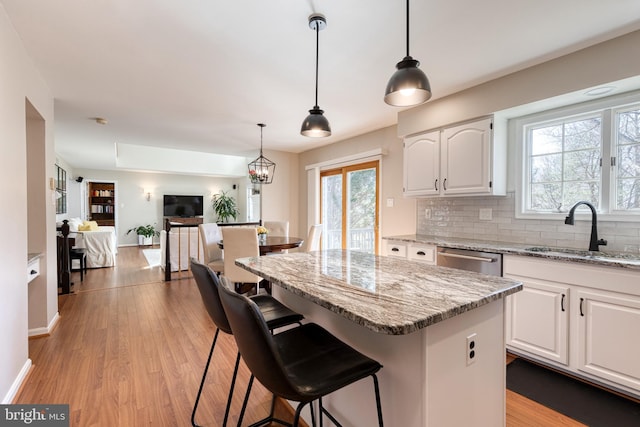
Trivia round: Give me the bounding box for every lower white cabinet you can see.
[383,240,436,265]
[576,288,640,392]
[505,277,569,365]
[504,255,640,398]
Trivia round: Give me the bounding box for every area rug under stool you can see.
[506,358,640,426]
[142,248,161,267]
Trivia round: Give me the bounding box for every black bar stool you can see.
[218,276,384,427]
[189,258,304,427]
[69,247,87,281]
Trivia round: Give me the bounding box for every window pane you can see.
[531,126,562,155]
[616,108,640,210]
[531,154,562,183]
[564,118,601,151]
[346,168,376,253]
[563,149,601,181]
[321,174,342,250]
[530,183,562,211]
[563,181,600,208]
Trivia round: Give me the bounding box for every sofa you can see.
[63,218,117,268]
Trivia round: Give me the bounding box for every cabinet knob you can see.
[391,247,399,252]
[416,251,426,256]
[30,269,37,275]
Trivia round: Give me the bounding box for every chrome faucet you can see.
[564,201,607,251]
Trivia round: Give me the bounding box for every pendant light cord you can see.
[314,23,320,108]
[405,0,410,57]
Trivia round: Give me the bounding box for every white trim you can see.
[304,148,385,171]
[28,311,60,337]
[2,359,32,403]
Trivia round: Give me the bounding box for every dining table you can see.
[218,235,304,256]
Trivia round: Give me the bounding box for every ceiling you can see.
[4,0,640,173]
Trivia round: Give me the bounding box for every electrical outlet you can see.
[425,208,431,219]
[386,198,394,208]
[479,208,492,221]
[466,333,477,365]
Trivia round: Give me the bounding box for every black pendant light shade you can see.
[384,0,432,107]
[248,123,275,185]
[301,14,331,137]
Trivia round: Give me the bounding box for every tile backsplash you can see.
[416,192,640,254]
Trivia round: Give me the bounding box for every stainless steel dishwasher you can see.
[436,247,503,276]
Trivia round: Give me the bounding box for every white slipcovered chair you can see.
[263,220,289,237]
[221,227,263,295]
[300,224,322,252]
[198,223,224,275]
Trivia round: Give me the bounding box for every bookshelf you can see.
[88,182,115,226]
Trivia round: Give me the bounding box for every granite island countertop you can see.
[236,249,522,335]
[384,235,640,270]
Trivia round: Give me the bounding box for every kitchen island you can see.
[236,250,522,426]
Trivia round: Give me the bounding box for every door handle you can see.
[580,297,584,316]
[416,251,426,256]
[438,252,495,262]
[443,178,447,191]
[434,179,438,191]
[391,247,400,252]
[561,294,565,312]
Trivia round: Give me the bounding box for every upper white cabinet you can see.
[403,130,440,196]
[403,117,505,197]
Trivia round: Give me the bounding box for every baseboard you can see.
[28,312,60,338]
[2,359,32,404]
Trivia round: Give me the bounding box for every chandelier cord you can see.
[314,22,319,108]
[405,0,410,58]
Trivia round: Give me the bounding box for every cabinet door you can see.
[441,118,492,195]
[407,244,436,264]
[403,130,440,196]
[505,276,569,365]
[576,289,640,392]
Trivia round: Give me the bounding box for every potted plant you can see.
[212,190,239,223]
[126,224,160,246]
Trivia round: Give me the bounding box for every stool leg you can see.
[373,374,384,427]
[191,328,219,427]
[80,256,84,281]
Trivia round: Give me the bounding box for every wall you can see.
[1,4,56,403]
[298,126,416,239]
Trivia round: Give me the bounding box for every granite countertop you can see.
[236,249,522,335]
[384,235,640,270]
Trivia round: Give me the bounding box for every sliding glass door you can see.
[320,161,379,254]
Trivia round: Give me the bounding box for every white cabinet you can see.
[383,240,436,265]
[402,117,505,197]
[504,255,640,398]
[576,289,640,392]
[403,130,439,196]
[505,274,569,365]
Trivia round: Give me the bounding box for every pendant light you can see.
[301,14,331,137]
[384,0,432,107]
[248,123,275,185]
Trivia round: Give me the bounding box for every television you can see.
[163,195,204,217]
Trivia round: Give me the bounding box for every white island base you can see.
[274,287,506,427]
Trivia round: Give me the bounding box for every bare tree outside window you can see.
[616,108,640,210]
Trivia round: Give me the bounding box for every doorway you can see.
[320,160,379,254]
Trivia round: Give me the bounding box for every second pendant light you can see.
[301,14,331,138]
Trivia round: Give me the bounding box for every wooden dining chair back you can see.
[198,223,224,275]
[221,227,262,294]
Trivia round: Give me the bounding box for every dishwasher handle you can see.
[438,252,496,263]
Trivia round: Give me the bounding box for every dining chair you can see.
[300,224,322,252]
[263,220,290,254]
[218,276,384,427]
[221,227,262,295]
[263,220,289,237]
[198,223,224,275]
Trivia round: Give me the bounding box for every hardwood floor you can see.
[17,246,588,426]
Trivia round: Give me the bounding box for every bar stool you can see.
[69,247,87,281]
[189,258,304,427]
[218,276,384,427]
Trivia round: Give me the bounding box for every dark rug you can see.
[506,358,640,426]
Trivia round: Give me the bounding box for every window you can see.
[517,92,640,219]
[55,164,67,214]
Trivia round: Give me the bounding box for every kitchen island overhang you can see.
[235,250,523,426]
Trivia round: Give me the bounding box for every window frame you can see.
[514,90,640,222]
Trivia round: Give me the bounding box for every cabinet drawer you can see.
[407,245,436,264]
[384,242,407,258]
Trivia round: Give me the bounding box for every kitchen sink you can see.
[524,246,639,260]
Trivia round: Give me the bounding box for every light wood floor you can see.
[17,246,588,426]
